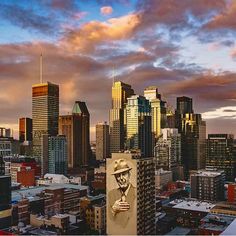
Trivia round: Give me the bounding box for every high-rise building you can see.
[126,95,152,157]
[190,170,225,201]
[96,122,109,161]
[0,127,11,138]
[176,97,206,178]
[59,101,90,169]
[154,128,183,180]
[109,81,134,153]
[42,135,67,175]
[206,134,236,181]
[176,96,193,115]
[0,137,20,157]
[32,82,59,162]
[19,117,32,142]
[106,152,155,235]
[144,86,167,142]
[0,175,11,229]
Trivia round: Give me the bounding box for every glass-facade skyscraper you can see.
[109,81,134,153]
[32,82,59,162]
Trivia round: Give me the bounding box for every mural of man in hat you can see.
[108,158,136,228]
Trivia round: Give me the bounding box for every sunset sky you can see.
[1,0,236,139]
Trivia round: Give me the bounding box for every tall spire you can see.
[40,53,43,83]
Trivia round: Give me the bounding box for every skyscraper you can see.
[144,86,167,141]
[19,117,32,142]
[109,81,134,153]
[96,122,110,161]
[42,135,67,175]
[126,95,152,157]
[176,97,206,178]
[206,134,236,181]
[106,152,155,235]
[59,101,90,169]
[32,82,59,162]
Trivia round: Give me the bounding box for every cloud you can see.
[202,106,236,119]
[0,3,56,34]
[60,13,140,53]
[100,6,113,15]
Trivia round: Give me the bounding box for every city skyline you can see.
[1,0,236,139]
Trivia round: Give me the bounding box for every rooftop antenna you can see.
[112,64,116,84]
[40,53,43,83]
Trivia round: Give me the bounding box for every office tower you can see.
[96,122,110,160]
[42,135,67,175]
[176,96,193,115]
[0,176,11,229]
[126,95,152,157]
[144,86,167,141]
[166,106,176,128]
[190,170,225,201]
[32,82,59,162]
[109,81,134,153]
[19,117,32,142]
[154,128,183,180]
[59,101,90,169]
[106,152,155,235]
[176,97,206,178]
[206,134,236,181]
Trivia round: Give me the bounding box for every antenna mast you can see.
[40,53,43,83]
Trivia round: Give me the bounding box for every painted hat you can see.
[112,159,132,175]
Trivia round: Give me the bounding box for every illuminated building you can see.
[96,122,109,160]
[19,117,32,142]
[144,86,167,142]
[126,95,152,157]
[32,82,59,161]
[176,97,206,178]
[206,134,236,181]
[109,81,134,153]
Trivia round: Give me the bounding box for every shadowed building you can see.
[32,82,59,162]
[109,81,134,153]
[59,101,90,169]
[96,122,110,160]
[206,134,236,181]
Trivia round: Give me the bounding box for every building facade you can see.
[206,134,236,181]
[126,95,152,157]
[96,122,110,160]
[109,81,134,153]
[59,101,90,169]
[106,152,155,235]
[42,135,67,175]
[19,117,32,142]
[32,82,59,161]
[190,170,225,201]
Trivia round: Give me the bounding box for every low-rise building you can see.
[155,168,172,190]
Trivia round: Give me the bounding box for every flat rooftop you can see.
[166,227,191,235]
[12,184,88,202]
[191,170,223,177]
[199,214,235,232]
[169,198,215,212]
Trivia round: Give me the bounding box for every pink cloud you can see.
[100,6,113,15]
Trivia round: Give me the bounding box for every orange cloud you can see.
[60,13,140,53]
[100,6,113,15]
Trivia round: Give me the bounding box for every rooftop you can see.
[191,170,223,177]
[166,227,191,235]
[12,184,88,202]
[169,198,215,212]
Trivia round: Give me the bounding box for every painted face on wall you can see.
[115,170,130,190]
